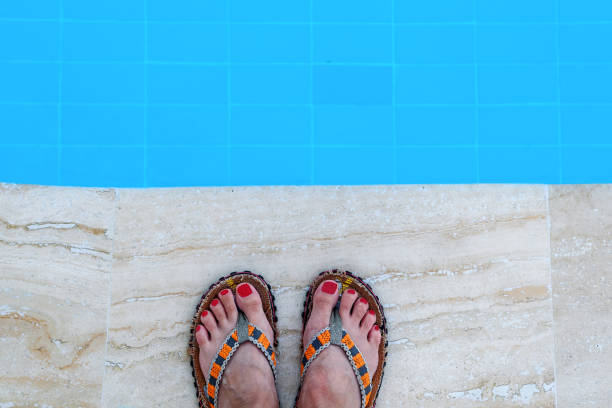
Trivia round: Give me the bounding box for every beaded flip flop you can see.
[295,269,388,408]
[188,271,278,408]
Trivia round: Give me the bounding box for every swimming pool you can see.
[1,0,611,186]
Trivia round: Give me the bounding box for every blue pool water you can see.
[1,0,611,187]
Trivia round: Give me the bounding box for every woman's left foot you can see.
[194,283,278,408]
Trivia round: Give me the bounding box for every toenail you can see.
[369,310,375,315]
[374,325,380,331]
[347,289,356,295]
[221,289,229,296]
[202,310,208,317]
[196,325,202,332]
[237,284,252,297]
[360,298,368,304]
[211,299,219,307]
[321,281,337,294]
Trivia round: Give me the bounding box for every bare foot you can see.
[195,283,278,408]
[298,280,382,408]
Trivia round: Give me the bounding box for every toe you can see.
[351,297,369,322]
[235,283,267,322]
[219,288,238,323]
[360,309,376,333]
[195,324,209,346]
[339,288,358,318]
[200,309,217,332]
[311,280,340,318]
[368,324,382,346]
[210,298,227,324]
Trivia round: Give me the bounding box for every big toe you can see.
[304,280,340,345]
[234,283,274,341]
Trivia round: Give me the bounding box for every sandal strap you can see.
[206,313,276,408]
[299,309,372,408]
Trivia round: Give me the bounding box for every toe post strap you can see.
[206,313,277,408]
[299,309,372,408]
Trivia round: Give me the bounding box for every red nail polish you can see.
[196,325,202,332]
[211,299,219,307]
[347,289,356,295]
[220,289,229,296]
[360,298,368,304]
[374,325,380,331]
[202,310,208,317]
[369,310,375,315]
[237,284,252,297]
[321,281,337,294]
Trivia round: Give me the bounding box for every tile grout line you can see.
[100,188,118,406]
[391,0,397,184]
[473,2,480,183]
[555,0,563,184]
[57,0,63,185]
[143,0,149,187]
[309,0,314,185]
[545,184,559,407]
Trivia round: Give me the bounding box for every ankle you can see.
[299,364,358,408]
[219,361,277,408]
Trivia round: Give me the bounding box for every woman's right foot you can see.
[297,280,382,408]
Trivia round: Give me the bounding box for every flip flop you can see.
[295,269,388,408]
[188,271,279,408]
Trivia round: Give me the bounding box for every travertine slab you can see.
[549,185,612,407]
[0,185,114,407]
[101,185,555,407]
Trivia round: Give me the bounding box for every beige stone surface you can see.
[101,185,554,407]
[549,185,612,408]
[6,183,609,407]
[0,184,115,407]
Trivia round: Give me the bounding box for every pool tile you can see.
[560,65,612,103]
[479,106,558,145]
[396,106,476,145]
[63,0,144,20]
[476,0,556,22]
[62,63,143,103]
[562,146,612,183]
[396,0,474,22]
[314,66,392,106]
[476,24,556,63]
[63,22,144,62]
[231,0,309,22]
[0,21,59,60]
[0,62,59,103]
[148,23,227,62]
[396,65,475,104]
[0,0,60,18]
[231,147,310,185]
[231,65,309,104]
[313,0,392,22]
[559,0,612,21]
[561,105,612,144]
[0,146,58,185]
[397,147,477,183]
[314,106,393,145]
[231,106,310,145]
[147,105,227,145]
[231,24,309,63]
[478,64,557,104]
[147,0,226,21]
[314,25,392,63]
[0,105,58,145]
[559,24,612,63]
[62,105,145,145]
[314,147,394,184]
[396,25,473,64]
[147,65,226,104]
[479,146,559,183]
[147,147,228,186]
[61,147,144,187]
